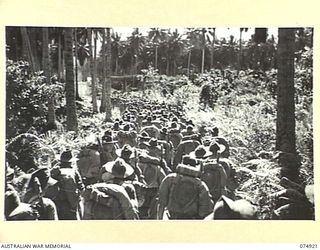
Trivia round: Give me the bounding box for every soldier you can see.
[51,150,85,220]
[157,156,214,220]
[146,138,172,175]
[117,124,137,148]
[137,150,166,219]
[191,145,228,203]
[83,158,139,220]
[22,169,59,220]
[5,190,38,221]
[158,128,174,170]
[168,122,183,150]
[99,135,118,165]
[205,195,257,220]
[115,144,145,184]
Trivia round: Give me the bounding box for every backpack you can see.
[117,131,137,148]
[54,168,80,210]
[83,183,137,220]
[173,140,200,169]
[141,125,160,139]
[138,154,163,188]
[167,165,201,217]
[100,144,118,165]
[77,148,101,179]
[168,130,182,149]
[200,161,227,202]
[212,136,230,158]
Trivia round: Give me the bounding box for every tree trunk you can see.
[201,29,206,73]
[210,30,215,69]
[58,32,63,82]
[187,50,191,77]
[64,28,78,132]
[62,50,66,82]
[20,27,36,72]
[115,57,119,75]
[100,28,107,112]
[88,28,98,113]
[201,48,205,73]
[238,29,243,71]
[166,58,170,75]
[29,28,41,72]
[173,60,177,75]
[105,28,112,122]
[155,45,158,70]
[74,28,81,100]
[93,29,98,112]
[276,28,299,181]
[135,57,138,74]
[42,27,56,127]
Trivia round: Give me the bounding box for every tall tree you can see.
[100,28,107,112]
[74,28,81,100]
[208,28,216,69]
[76,28,90,81]
[105,28,112,122]
[42,27,56,128]
[148,28,166,71]
[276,28,298,181]
[254,28,268,44]
[238,28,248,70]
[111,31,121,75]
[20,27,37,72]
[201,28,207,73]
[164,29,183,75]
[186,28,205,74]
[57,29,64,82]
[128,28,144,74]
[185,28,197,76]
[64,28,78,132]
[88,28,98,113]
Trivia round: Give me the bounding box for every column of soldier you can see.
[5,98,259,220]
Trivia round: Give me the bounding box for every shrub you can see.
[6,60,64,138]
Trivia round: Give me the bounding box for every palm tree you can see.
[276,28,298,181]
[76,28,90,81]
[168,29,184,75]
[42,27,56,128]
[64,28,78,132]
[105,28,112,122]
[111,31,121,75]
[128,28,145,74]
[148,28,166,71]
[185,28,199,75]
[87,28,98,113]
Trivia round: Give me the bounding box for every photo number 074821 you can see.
[4,26,314,221]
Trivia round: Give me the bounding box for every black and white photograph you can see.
[4,26,314,221]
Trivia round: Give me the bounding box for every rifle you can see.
[33,177,45,219]
[96,136,107,166]
[96,136,103,153]
[217,150,221,164]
